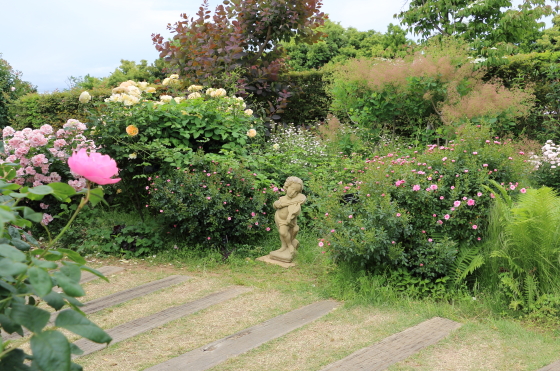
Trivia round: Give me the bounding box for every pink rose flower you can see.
[467,199,475,206]
[67,148,120,185]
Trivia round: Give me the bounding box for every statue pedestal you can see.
[256,255,296,268]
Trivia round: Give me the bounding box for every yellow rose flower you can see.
[247,129,257,138]
[126,125,139,136]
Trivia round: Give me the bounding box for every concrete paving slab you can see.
[319,317,462,371]
[73,286,252,358]
[80,266,124,284]
[538,360,560,371]
[145,300,340,371]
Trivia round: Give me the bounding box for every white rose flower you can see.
[174,96,186,103]
[138,81,149,91]
[162,78,171,86]
[160,95,173,103]
[79,91,92,103]
[206,88,215,95]
[146,87,156,93]
[272,143,280,150]
[188,92,202,99]
[127,86,142,97]
[244,109,253,116]
[129,153,137,159]
[169,74,179,79]
[213,88,226,97]
[188,84,203,92]
[122,94,140,106]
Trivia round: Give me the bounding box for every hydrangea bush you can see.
[309,125,533,280]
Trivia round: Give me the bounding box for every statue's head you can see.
[284,176,303,194]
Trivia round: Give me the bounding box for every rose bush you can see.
[0,158,116,370]
[309,124,533,280]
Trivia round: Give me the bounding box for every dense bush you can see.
[309,125,533,280]
[148,153,278,255]
[8,87,111,130]
[281,70,331,126]
[327,40,534,144]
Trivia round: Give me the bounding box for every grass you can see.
[60,221,560,371]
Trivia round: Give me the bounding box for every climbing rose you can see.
[68,148,120,185]
[78,91,91,103]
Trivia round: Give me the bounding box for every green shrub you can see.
[148,153,277,255]
[478,184,560,312]
[281,70,331,125]
[8,87,111,130]
[309,124,532,281]
[327,40,534,144]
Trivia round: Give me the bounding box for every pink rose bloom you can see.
[2,126,15,137]
[412,185,420,191]
[24,166,36,175]
[49,172,62,183]
[467,199,475,206]
[31,154,48,167]
[477,192,482,197]
[509,184,516,190]
[39,124,53,135]
[40,164,50,174]
[454,201,461,207]
[15,146,29,158]
[437,220,443,225]
[28,133,48,147]
[318,241,324,247]
[8,137,23,148]
[68,178,87,192]
[444,214,450,220]
[68,149,120,185]
[472,225,478,229]
[53,139,67,149]
[430,184,438,190]
[520,188,527,193]
[41,213,54,225]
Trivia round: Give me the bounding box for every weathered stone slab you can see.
[256,255,296,268]
[538,360,560,371]
[80,266,124,284]
[3,275,190,340]
[73,286,252,358]
[319,317,461,371]
[146,300,340,371]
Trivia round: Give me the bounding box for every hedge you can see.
[8,87,111,130]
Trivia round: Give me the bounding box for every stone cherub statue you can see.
[269,176,306,263]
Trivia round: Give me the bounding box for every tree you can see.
[151,0,326,120]
[0,55,35,128]
[282,20,413,71]
[396,0,557,46]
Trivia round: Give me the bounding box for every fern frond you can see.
[450,246,483,285]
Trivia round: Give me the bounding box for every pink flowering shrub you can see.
[309,125,533,280]
[148,153,277,255]
[0,119,97,225]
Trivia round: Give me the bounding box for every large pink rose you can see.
[68,149,120,185]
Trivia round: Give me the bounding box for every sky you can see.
[0,0,550,93]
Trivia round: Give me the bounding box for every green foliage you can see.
[280,70,331,126]
[86,81,264,212]
[0,55,36,128]
[147,153,277,256]
[282,20,413,71]
[0,164,111,370]
[480,184,560,311]
[69,59,168,90]
[152,0,326,121]
[309,124,532,281]
[327,40,535,143]
[388,268,450,299]
[8,87,111,130]
[396,0,555,46]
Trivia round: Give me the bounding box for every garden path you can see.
[13,261,558,370]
